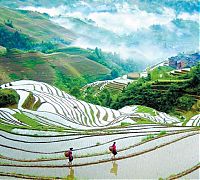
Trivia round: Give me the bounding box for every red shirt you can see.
[112,144,116,151]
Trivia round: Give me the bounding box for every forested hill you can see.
[79,60,199,122]
[111,63,200,121]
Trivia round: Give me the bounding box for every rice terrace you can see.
[0,80,199,179]
[0,0,199,179]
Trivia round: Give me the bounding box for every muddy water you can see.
[0,134,199,179]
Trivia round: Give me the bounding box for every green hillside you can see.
[81,62,200,120]
[111,64,200,119]
[0,7,113,91]
[0,7,142,76]
[0,45,6,55]
[150,66,175,81]
[0,49,110,93]
[56,47,125,74]
[0,7,75,44]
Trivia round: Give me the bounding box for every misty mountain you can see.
[0,0,199,66]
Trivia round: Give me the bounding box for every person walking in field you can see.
[64,148,73,165]
[109,142,117,158]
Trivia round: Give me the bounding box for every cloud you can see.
[20,3,199,65]
[71,36,178,64]
[21,4,178,35]
[86,8,175,35]
[178,12,199,22]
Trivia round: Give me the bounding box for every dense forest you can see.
[81,63,200,116]
[113,63,200,112]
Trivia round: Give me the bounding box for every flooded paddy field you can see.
[0,131,199,179]
[0,81,199,179]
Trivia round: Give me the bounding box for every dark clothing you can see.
[68,150,73,162]
[68,150,72,158]
[69,156,73,162]
[112,150,117,155]
[112,144,117,155]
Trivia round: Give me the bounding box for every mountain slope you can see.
[0,49,111,86]
[0,7,76,44]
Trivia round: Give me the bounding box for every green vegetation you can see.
[13,112,42,128]
[136,106,157,116]
[0,7,143,93]
[83,87,120,108]
[177,95,196,111]
[90,108,95,123]
[54,68,86,95]
[111,63,200,117]
[55,47,140,76]
[22,92,35,110]
[182,111,197,123]
[81,63,199,115]
[150,66,175,81]
[33,99,42,111]
[0,25,56,52]
[0,46,6,55]
[0,50,55,84]
[0,7,73,43]
[0,25,33,50]
[0,119,20,132]
[56,47,122,75]
[141,134,155,142]
[9,73,20,80]
[0,112,69,133]
[0,88,19,108]
[0,49,111,92]
[96,142,101,146]
[120,122,133,127]
[141,131,167,142]
[158,131,167,136]
[135,118,154,124]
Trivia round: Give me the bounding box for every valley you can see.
[0,0,199,179]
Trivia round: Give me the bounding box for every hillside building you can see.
[127,72,140,80]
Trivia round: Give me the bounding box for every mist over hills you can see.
[0,1,199,179]
[0,0,199,66]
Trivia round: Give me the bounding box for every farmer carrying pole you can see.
[109,142,117,159]
[64,148,74,165]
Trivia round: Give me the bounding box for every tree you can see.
[111,69,119,79]
[70,86,81,98]
[177,95,195,111]
[0,89,19,107]
[98,89,113,107]
[4,19,14,28]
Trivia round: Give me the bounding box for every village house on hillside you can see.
[127,72,140,80]
[169,52,200,69]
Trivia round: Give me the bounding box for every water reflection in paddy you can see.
[0,131,196,165]
[0,134,198,179]
[74,134,199,179]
